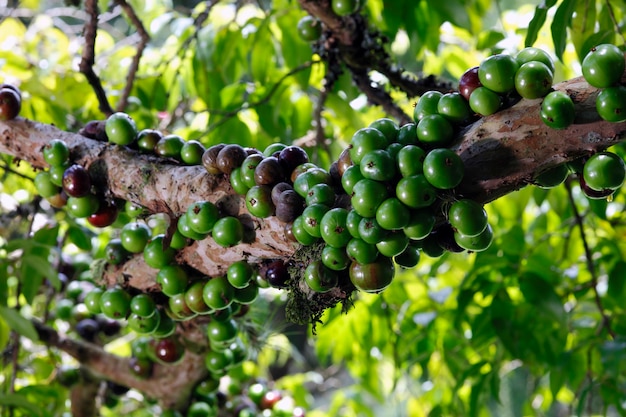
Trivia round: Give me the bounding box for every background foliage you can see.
[1,0,626,416]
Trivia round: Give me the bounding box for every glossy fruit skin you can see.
[217,144,247,174]
[43,139,70,167]
[305,260,338,293]
[596,86,626,123]
[349,257,395,293]
[180,140,206,165]
[254,156,285,186]
[151,337,185,365]
[205,349,234,374]
[534,164,569,188]
[105,238,128,265]
[416,114,454,148]
[291,215,318,245]
[297,15,322,42]
[516,47,555,74]
[540,91,575,129]
[351,179,388,218]
[168,293,196,320]
[305,183,336,207]
[206,318,238,344]
[66,195,99,218]
[404,207,435,240]
[349,127,388,164]
[275,189,304,223]
[582,44,625,88]
[35,171,60,198]
[177,213,208,241]
[0,87,21,121]
[301,204,330,238]
[202,144,226,175]
[583,151,626,191]
[397,122,418,146]
[320,207,351,248]
[448,199,488,237]
[376,231,409,258]
[437,92,471,123]
[227,260,254,289]
[157,265,189,297]
[346,209,363,238]
[394,243,421,268]
[130,294,157,318]
[458,66,481,101]
[341,164,365,195]
[105,112,137,145]
[99,287,131,319]
[370,118,399,143]
[360,149,396,181]
[136,129,163,153]
[187,200,219,234]
[84,288,104,314]
[264,259,291,288]
[469,86,501,116]
[246,185,275,218]
[143,235,176,269]
[413,91,442,122]
[128,312,161,334]
[332,0,359,16]
[455,223,494,252]
[184,281,212,314]
[212,217,243,247]
[87,200,119,228]
[514,61,553,99]
[396,174,437,208]
[263,142,287,157]
[203,276,234,310]
[62,164,92,198]
[376,197,410,230]
[478,53,519,93]
[155,135,185,160]
[321,245,350,271]
[423,148,465,189]
[120,222,152,253]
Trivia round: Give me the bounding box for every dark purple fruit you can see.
[275,189,304,223]
[62,164,92,198]
[202,144,225,175]
[106,380,130,396]
[264,260,290,288]
[151,337,185,365]
[254,156,285,186]
[336,147,353,177]
[87,200,118,228]
[433,223,465,253]
[271,182,294,206]
[79,120,108,141]
[0,87,21,121]
[458,66,481,101]
[278,146,309,175]
[75,318,100,342]
[129,356,153,379]
[217,144,247,174]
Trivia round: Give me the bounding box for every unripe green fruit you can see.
[582,44,625,88]
[478,53,519,93]
[105,112,137,145]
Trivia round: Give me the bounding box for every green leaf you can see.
[525,2,554,47]
[0,393,43,417]
[32,223,59,246]
[21,253,57,301]
[66,224,93,251]
[431,1,471,31]
[0,306,38,341]
[551,0,576,61]
[607,261,626,307]
[477,30,505,51]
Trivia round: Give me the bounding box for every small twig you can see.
[350,67,412,124]
[113,0,150,112]
[79,0,114,116]
[564,180,615,338]
[603,0,626,46]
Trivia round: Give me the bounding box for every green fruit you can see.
[320,207,351,248]
[105,112,137,146]
[346,238,379,266]
[583,151,626,191]
[105,238,128,265]
[469,86,501,116]
[99,287,132,319]
[332,0,359,16]
[305,183,336,206]
[34,171,60,198]
[233,282,259,304]
[376,197,410,230]
[540,91,575,129]
[321,245,351,271]
[515,47,555,74]
[341,164,365,195]
[596,85,626,123]
[293,167,331,198]
[157,265,189,297]
[297,15,322,42]
[152,312,176,338]
[263,142,287,157]
[423,148,464,189]
[394,244,421,268]
[177,213,209,241]
[203,276,235,310]
[358,216,388,245]
[168,293,196,320]
[301,204,330,238]
[346,209,363,238]
[349,127,388,164]
[49,164,68,187]
[128,312,161,334]
[413,91,443,122]
[534,164,569,188]
[291,215,318,245]
[448,199,488,237]
[514,61,553,99]
[128,294,155,319]
[185,281,213,314]
[304,260,338,293]
[455,223,494,252]
[403,207,435,240]
[227,260,254,289]
[397,122,418,146]
[437,92,471,123]
[120,222,152,253]
[206,318,238,344]
[43,139,70,167]
[369,118,399,143]
[376,231,409,258]
[186,201,219,234]
[351,179,388,217]
[396,174,437,208]
[155,135,185,160]
[229,167,250,195]
[478,53,519,93]
[582,44,625,88]
[245,185,275,218]
[240,154,264,188]
[143,235,175,269]
[212,217,243,247]
[66,195,99,218]
[84,288,104,314]
[204,349,234,374]
[55,299,74,321]
[349,257,395,293]
[180,140,206,165]
[360,149,396,181]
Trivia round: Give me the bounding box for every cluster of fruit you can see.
[0,83,21,121]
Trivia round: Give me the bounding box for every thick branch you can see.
[33,320,208,410]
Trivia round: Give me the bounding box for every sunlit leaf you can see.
[0,306,38,341]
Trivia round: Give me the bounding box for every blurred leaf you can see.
[66,224,93,251]
[0,394,43,417]
[33,224,59,246]
[477,30,506,50]
[551,0,576,61]
[0,306,38,341]
[431,1,471,31]
[525,1,557,47]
